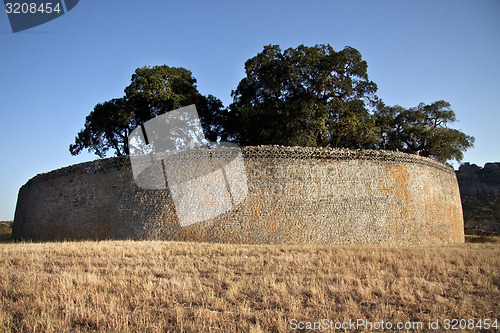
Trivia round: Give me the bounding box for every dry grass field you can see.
[0,228,498,332]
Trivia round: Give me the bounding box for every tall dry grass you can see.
[0,236,498,332]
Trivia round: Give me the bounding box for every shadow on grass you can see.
[465,234,500,244]
[2,221,498,245]
[0,236,13,243]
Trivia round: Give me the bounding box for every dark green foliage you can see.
[70,66,224,157]
[70,98,131,157]
[227,44,379,148]
[226,44,473,163]
[70,45,474,164]
[375,100,475,163]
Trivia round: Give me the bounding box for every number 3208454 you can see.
[5,3,62,14]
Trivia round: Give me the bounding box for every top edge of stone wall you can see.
[23,145,454,186]
[243,146,453,173]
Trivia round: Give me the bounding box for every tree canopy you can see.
[70,65,224,157]
[226,44,379,148]
[375,100,474,163]
[71,44,474,164]
[225,44,473,163]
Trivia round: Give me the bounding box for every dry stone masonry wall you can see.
[13,146,464,245]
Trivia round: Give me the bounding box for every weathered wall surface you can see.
[13,146,464,245]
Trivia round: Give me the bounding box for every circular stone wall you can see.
[12,146,464,245]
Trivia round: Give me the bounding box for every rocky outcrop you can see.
[456,162,500,235]
[456,162,500,196]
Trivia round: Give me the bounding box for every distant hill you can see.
[456,163,500,234]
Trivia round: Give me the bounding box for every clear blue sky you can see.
[1,0,499,221]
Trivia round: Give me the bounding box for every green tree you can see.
[71,49,474,165]
[227,44,474,164]
[70,98,132,157]
[227,44,379,148]
[375,100,474,163]
[70,65,224,157]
